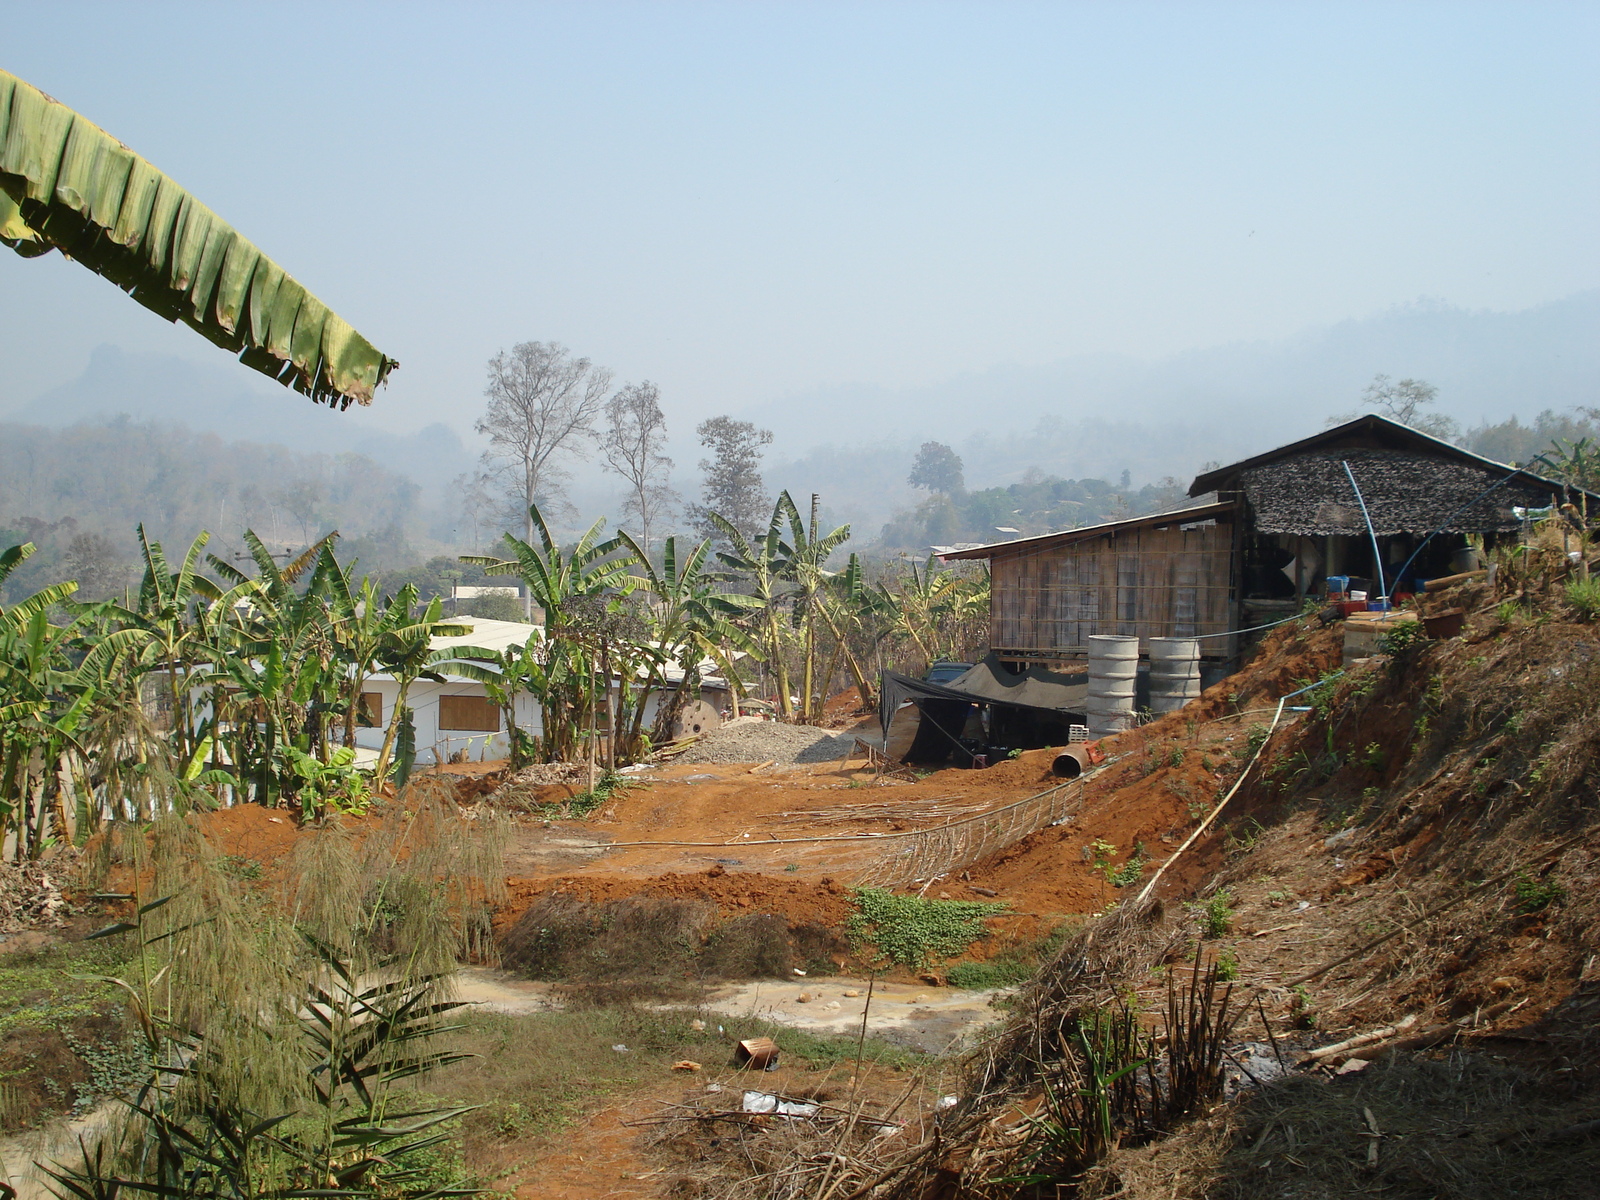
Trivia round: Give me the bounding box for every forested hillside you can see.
[0,418,442,601]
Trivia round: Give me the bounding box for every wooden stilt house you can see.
[946,415,1594,669]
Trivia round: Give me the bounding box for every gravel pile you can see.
[674,718,858,765]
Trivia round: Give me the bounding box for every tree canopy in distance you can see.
[1330,373,1459,441]
[601,381,678,553]
[690,416,773,543]
[908,441,965,495]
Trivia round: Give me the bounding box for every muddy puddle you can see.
[450,968,1009,1053]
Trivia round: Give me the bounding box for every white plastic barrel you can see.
[1149,637,1201,715]
[1086,634,1139,738]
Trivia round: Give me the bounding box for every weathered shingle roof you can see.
[1188,414,1582,499]
[1241,448,1555,536]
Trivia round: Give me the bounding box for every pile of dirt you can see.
[498,865,858,986]
[944,620,1344,925]
[499,865,857,934]
[675,719,858,765]
[497,762,589,787]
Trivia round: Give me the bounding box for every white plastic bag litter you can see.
[742,1091,819,1118]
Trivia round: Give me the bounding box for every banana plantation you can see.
[0,492,987,861]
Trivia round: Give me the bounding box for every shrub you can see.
[946,959,1037,989]
[1567,577,1600,620]
[1377,619,1425,657]
[1513,870,1565,913]
[1189,889,1233,939]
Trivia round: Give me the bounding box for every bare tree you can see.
[271,478,326,545]
[1331,374,1459,441]
[601,381,678,553]
[475,341,612,542]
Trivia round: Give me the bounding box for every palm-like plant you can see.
[776,492,852,722]
[98,527,221,761]
[462,503,634,633]
[1,68,395,408]
[0,543,95,857]
[463,503,637,761]
[435,640,548,768]
[618,533,759,742]
[712,506,798,718]
[369,593,471,781]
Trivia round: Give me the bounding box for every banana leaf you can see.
[0,69,395,408]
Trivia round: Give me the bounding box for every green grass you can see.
[0,936,134,1038]
[1513,869,1565,913]
[1567,577,1600,620]
[1188,889,1234,939]
[946,959,1037,989]
[417,1003,925,1184]
[0,935,141,1125]
[946,921,1075,991]
[846,887,1009,970]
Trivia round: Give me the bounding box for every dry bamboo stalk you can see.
[1303,1014,1417,1060]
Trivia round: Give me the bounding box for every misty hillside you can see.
[9,345,477,505]
[6,293,1596,550]
[0,418,451,601]
[755,291,1600,520]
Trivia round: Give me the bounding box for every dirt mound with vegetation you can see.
[498,866,857,948]
[845,572,1600,1200]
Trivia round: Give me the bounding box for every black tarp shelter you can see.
[878,654,1088,764]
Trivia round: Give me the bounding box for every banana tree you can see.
[712,506,797,718]
[0,544,91,856]
[776,493,852,722]
[99,527,220,761]
[463,503,636,761]
[817,552,881,710]
[618,533,758,745]
[203,533,349,804]
[875,554,958,670]
[0,69,394,408]
[370,595,470,782]
[436,641,548,767]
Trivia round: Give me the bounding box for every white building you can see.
[351,617,744,766]
[353,618,544,765]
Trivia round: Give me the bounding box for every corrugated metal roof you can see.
[939,500,1236,561]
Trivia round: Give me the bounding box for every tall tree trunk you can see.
[602,641,615,772]
[587,663,598,795]
[344,670,367,749]
[819,603,877,709]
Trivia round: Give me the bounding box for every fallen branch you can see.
[1303,1014,1417,1061]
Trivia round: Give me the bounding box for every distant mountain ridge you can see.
[11,292,1596,541]
[750,291,1600,486]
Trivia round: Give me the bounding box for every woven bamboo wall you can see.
[989,520,1234,659]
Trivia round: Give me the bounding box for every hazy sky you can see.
[1,1,1596,436]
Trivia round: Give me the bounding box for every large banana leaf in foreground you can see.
[0,68,395,408]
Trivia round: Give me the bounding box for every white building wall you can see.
[354,679,544,765]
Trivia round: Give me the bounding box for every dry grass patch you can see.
[1083,1052,1600,1200]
